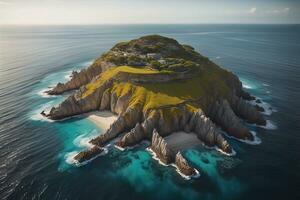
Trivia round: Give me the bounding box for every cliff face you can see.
[46,61,114,95]
[151,130,173,164]
[43,35,266,171]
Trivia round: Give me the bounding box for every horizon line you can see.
[1,22,300,26]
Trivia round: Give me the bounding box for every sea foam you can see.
[146,147,200,180]
[73,134,96,149]
[30,101,55,122]
[65,151,79,165]
[65,148,108,167]
[250,98,277,116]
[259,120,277,130]
[223,131,261,145]
[242,84,253,89]
[37,88,55,98]
[171,163,200,180]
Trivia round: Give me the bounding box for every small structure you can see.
[158,59,166,64]
[147,53,162,60]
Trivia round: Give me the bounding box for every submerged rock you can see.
[256,99,262,104]
[40,110,46,116]
[254,104,265,112]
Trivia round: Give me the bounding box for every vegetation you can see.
[83,66,162,98]
[82,35,235,115]
[83,64,231,112]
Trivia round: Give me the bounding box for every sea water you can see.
[0,25,299,200]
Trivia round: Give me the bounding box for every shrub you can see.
[150,60,161,70]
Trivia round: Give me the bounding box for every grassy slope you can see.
[82,65,232,114]
[83,66,165,98]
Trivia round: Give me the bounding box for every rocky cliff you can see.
[46,60,114,95]
[43,35,266,171]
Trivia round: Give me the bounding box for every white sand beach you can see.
[85,111,118,131]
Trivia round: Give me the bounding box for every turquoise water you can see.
[0,25,299,199]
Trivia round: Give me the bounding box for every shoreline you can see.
[66,111,117,167]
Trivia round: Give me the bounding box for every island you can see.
[42,35,266,178]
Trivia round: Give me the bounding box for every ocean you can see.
[0,24,299,200]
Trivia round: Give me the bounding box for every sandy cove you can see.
[85,111,118,131]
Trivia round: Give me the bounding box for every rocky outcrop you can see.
[184,110,232,154]
[210,100,254,141]
[151,130,173,164]
[229,96,266,126]
[175,152,197,176]
[74,146,103,163]
[99,89,111,110]
[256,99,262,104]
[47,79,114,119]
[113,104,233,155]
[46,61,114,95]
[113,90,132,114]
[90,115,127,146]
[116,123,146,148]
[90,105,143,146]
[254,104,265,112]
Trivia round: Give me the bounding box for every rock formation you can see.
[175,152,197,176]
[46,61,114,95]
[74,146,103,163]
[151,129,173,164]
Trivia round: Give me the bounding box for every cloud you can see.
[248,7,257,14]
[248,7,290,16]
[267,7,290,14]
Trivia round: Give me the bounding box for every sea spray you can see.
[259,120,277,130]
[146,147,201,180]
[222,130,262,145]
[73,133,97,149]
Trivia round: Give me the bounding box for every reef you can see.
[43,35,266,177]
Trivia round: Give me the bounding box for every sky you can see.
[0,0,299,25]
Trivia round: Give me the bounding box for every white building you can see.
[146,53,162,60]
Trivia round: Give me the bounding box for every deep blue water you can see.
[0,25,299,200]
